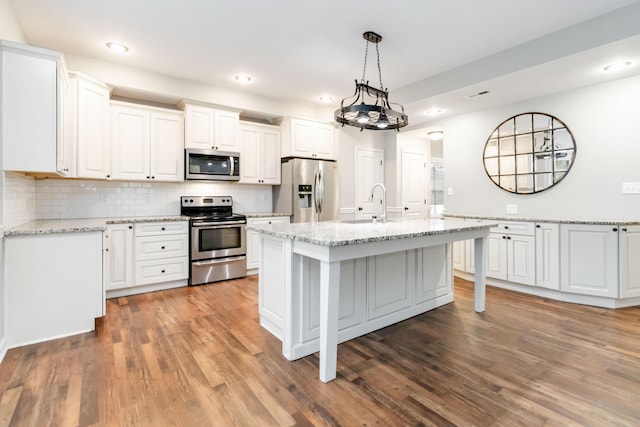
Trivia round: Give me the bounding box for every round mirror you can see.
[482,112,576,194]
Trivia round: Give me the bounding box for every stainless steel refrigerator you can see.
[273,158,339,223]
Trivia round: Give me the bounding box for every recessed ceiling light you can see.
[603,61,632,72]
[106,42,129,53]
[234,74,252,83]
[319,95,333,102]
[428,131,444,141]
[425,108,443,115]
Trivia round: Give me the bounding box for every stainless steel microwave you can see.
[185,148,240,181]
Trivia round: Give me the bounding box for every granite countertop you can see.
[4,216,189,236]
[243,212,291,218]
[444,213,640,226]
[247,218,497,247]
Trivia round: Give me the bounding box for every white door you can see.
[76,77,110,179]
[214,109,239,151]
[239,125,260,183]
[560,224,619,297]
[486,234,508,280]
[401,150,426,218]
[619,225,640,298]
[507,234,535,286]
[111,105,149,180]
[261,128,281,184]
[150,111,184,181]
[355,147,384,219]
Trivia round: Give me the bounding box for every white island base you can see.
[253,219,493,382]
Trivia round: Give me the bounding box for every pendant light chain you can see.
[376,42,384,92]
[361,40,370,83]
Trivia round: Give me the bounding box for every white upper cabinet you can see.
[71,72,111,179]
[1,41,68,175]
[239,122,281,185]
[182,102,239,151]
[281,118,336,160]
[111,102,184,182]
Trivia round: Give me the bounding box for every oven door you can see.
[191,221,246,261]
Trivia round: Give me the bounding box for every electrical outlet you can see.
[622,182,640,194]
[447,187,453,196]
[507,204,518,214]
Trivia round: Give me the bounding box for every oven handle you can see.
[191,221,246,227]
[192,255,246,266]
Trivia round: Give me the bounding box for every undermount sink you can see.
[340,219,375,224]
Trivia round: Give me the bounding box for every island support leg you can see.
[319,260,340,382]
[473,236,487,313]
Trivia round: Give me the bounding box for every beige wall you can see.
[0,0,25,42]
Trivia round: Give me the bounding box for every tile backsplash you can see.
[4,173,273,226]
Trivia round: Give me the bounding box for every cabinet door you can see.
[290,119,315,157]
[367,251,414,319]
[150,111,184,181]
[184,104,214,149]
[401,149,426,218]
[560,224,618,297]
[619,225,640,298]
[105,224,134,290]
[313,123,335,160]
[486,234,508,280]
[452,240,465,271]
[507,234,535,285]
[246,217,290,270]
[111,105,150,180]
[1,49,58,173]
[464,239,476,273]
[239,125,260,183]
[535,223,560,290]
[214,109,239,151]
[76,76,110,179]
[261,128,281,184]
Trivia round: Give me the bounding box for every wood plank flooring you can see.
[1,276,639,426]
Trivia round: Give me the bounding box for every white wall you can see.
[438,74,640,221]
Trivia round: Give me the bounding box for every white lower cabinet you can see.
[487,221,535,286]
[560,224,619,298]
[105,221,189,296]
[620,225,640,298]
[5,232,104,347]
[246,216,290,272]
[535,223,560,290]
[104,223,134,291]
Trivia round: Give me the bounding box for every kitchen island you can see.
[248,218,495,382]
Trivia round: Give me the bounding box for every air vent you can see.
[465,90,490,99]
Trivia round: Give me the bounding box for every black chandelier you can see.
[335,31,408,131]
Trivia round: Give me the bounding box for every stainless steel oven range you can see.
[181,196,246,285]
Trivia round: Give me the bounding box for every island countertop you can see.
[247,218,497,247]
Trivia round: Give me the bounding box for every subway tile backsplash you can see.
[5,173,273,225]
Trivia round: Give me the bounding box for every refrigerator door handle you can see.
[318,168,324,215]
[313,169,320,214]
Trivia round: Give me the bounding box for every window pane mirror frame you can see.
[482,112,576,194]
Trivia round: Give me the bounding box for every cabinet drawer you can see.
[247,217,290,226]
[135,221,188,236]
[135,256,189,285]
[135,234,188,260]
[490,221,535,236]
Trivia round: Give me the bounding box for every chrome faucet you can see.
[368,183,387,223]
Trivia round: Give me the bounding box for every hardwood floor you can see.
[1,276,639,426]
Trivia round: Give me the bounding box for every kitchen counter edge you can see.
[444,214,640,226]
[4,216,189,236]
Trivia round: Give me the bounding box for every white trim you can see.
[106,279,187,298]
[0,338,7,364]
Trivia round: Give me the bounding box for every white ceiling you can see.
[9,0,640,129]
